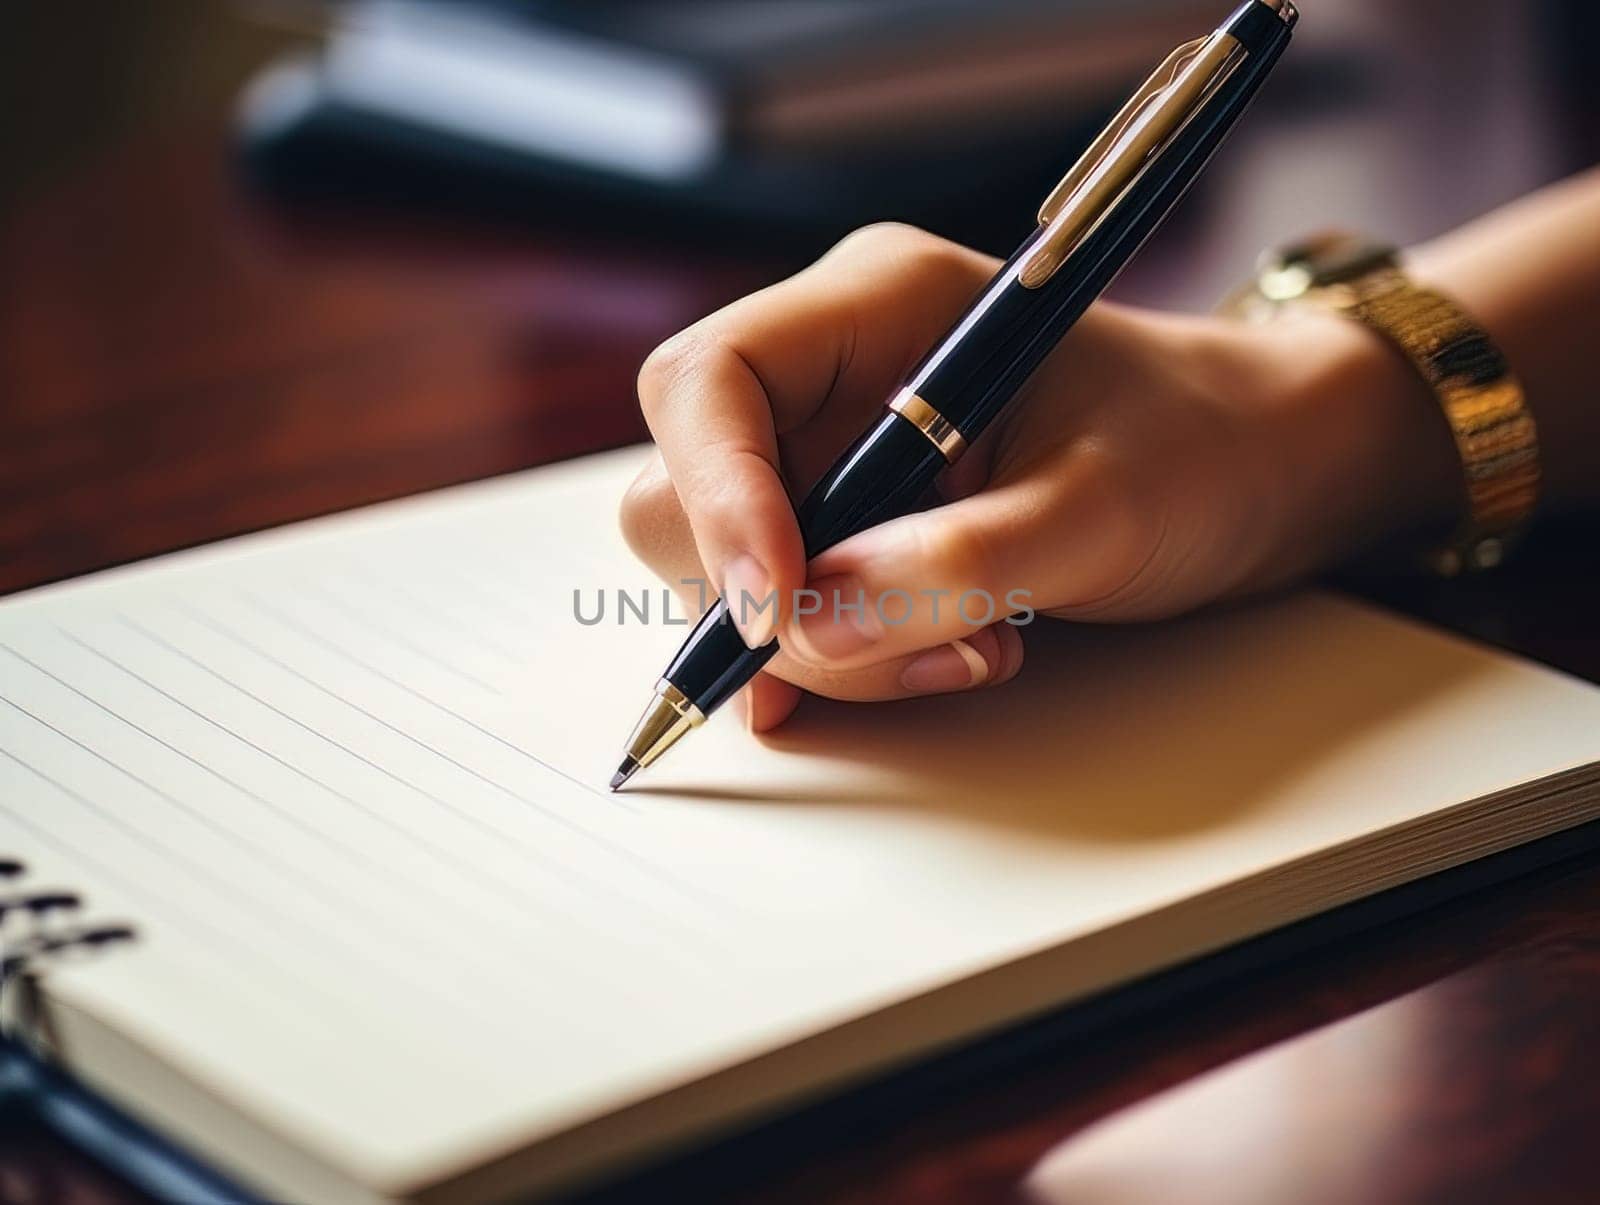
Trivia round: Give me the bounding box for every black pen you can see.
[611,0,1297,790]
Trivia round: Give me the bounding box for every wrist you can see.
[1232,308,1463,585]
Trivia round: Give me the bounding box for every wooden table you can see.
[4,6,1599,1195]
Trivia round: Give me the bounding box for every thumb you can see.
[780,465,1146,671]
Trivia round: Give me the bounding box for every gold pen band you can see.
[888,389,966,462]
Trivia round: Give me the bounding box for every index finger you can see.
[634,223,995,649]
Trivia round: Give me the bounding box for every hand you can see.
[620,223,1459,731]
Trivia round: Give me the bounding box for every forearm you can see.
[1409,167,1600,512]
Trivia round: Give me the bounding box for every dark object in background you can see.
[235,0,1215,253]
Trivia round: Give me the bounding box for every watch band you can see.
[1224,231,1540,575]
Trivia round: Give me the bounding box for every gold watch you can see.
[1223,231,1540,575]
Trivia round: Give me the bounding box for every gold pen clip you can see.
[1017,30,1246,289]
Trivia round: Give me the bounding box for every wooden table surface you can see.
[3,6,1599,1196]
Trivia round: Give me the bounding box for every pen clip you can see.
[1018,30,1245,289]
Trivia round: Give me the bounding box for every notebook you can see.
[2,445,1597,1204]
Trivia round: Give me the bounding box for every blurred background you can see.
[8,2,1599,256]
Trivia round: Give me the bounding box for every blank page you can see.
[3,447,1599,1201]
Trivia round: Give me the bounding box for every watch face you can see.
[1276,231,1400,287]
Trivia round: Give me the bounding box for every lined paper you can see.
[4,446,1599,1201]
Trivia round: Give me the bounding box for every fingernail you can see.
[788,573,882,664]
[900,639,990,693]
[721,554,777,649]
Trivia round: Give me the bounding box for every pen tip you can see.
[609,757,640,792]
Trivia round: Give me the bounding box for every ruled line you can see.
[200,599,726,911]
[64,627,554,917]
[0,750,333,1010]
[407,567,546,646]
[0,748,525,1042]
[0,646,602,1001]
[0,683,584,1028]
[302,584,503,694]
[330,563,531,662]
[2,644,426,910]
[107,617,720,939]
[0,675,377,929]
[0,740,359,1011]
[248,595,623,806]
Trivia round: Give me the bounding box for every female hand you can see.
[619,223,1459,731]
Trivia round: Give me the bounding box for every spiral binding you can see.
[0,858,136,1039]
